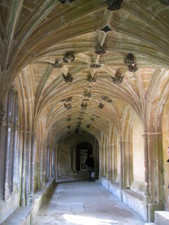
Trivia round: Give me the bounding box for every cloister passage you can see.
[1,1,169,224]
[34,181,144,225]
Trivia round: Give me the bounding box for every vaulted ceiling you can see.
[0,0,169,140]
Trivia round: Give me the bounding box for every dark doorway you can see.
[76,142,92,171]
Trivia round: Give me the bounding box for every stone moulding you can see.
[107,0,124,11]
[159,0,169,5]
[59,0,75,4]
[61,96,73,102]
[90,64,102,69]
[101,25,112,33]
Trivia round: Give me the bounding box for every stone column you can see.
[43,142,48,183]
[20,130,32,206]
[51,146,54,179]
[50,147,53,178]
[17,122,23,193]
[102,136,106,177]
[29,132,36,205]
[25,131,32,206]
[46,146,50,180]
[20,130,25,206]
[142,133,149,200]
[105,138,108,178]
[99,134,104,177]
[0,103,6,200]
[41,142,47,189]
[12,120,19,193]
[142,132,163,221]
[36,141,41,190]
[4,116,13,200]
[121,141,132,188]
[111,143,116,181]
[119,140,124,189]
[107,144,112,180]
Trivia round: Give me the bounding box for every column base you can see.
[148,201,164,222]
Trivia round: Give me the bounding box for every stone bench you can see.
[1,207,32,225]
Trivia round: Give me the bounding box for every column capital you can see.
[22,131,36,136]
[142,132,161,137]
[119,141,131,144]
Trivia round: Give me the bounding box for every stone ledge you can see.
[122,189,147,221]
[1,178,55,225]
[1,207,32,225]
[123,189,145,201]
[155,211,169,225]
[100,177,148,221]
[0,192,20,224]
[144,223,156,225]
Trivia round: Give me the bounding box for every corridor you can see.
[34,181,144,225]
[1,1,169,224]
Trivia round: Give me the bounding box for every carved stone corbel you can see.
[64,103,72,110]
[112,71,124,84]
[87,74,96,82]
[98,103,104,109]
[62,73,73,82]
[128,64,138,72]
[90,63,102,69]
[53,60,63,68]
[84,89,91,98]
[63,52,75,63]
[81,102,87,109]
[124,53,138,72]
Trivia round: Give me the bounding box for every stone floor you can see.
[34,180,145,225]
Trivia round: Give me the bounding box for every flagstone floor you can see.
[34,181,145,225]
